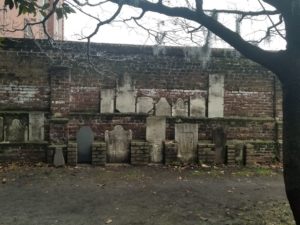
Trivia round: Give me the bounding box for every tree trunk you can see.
[281,60,300,224]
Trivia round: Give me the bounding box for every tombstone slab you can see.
[175,123,198,163]
[0,117,3,142]
[7,118,26,142]
[53,147,65,167]
[155,98,171,116]
[212,127,226,164]
[172,98,188,117]
[29,113,44,141]
[101,89,115,113]
[208,74,224,118]
[105,125,132,163]
[190,94,206,117]
[137,97,153,114]
[146,116,166,163]
[116,91,136,113]
[77,126,94,163]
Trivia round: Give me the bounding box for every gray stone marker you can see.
[116,74,137,113]
[105,125,132,163]
[155,97,171,116]
[146,116,166,163]
[53,147,65,167]
[190,94,206,117]
[29,113,44,141]
[77,126,94,163]
[100,89,115,113]
[212,127,226,164]
[0,117,3,142]
[172,98,188,117]
[175,123,198,163]
[137,97,154,114]
[208,74,224,118]
[7,118,25,142]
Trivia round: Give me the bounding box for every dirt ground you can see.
[0,164,295,225]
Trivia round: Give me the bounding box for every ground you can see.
[0,164,294,225]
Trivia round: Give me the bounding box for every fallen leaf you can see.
[105,219,113,224]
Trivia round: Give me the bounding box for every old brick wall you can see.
[0,38,283,164]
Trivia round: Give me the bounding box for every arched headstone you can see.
[77,126,94,163]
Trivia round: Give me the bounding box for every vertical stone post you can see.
[48,66,71,165]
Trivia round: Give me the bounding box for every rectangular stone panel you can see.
[137,97,153,114]
[29,112,45,141]
[172,98,188,117]
[116,91,136,113]
[190,94,206,117]
[0,117,3,142]
[146,116,166,163]
[155,98,171,116]
[208,74,224,118]
[100,89,115,113]
[175,123,198,163]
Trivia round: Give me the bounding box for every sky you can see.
[64,0,286,50]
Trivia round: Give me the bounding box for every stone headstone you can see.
[53,147,65,167]
[175,123,198,163]
[77,126,94,163]
[155,97,171,116]
[137,97,154,114]
[172,98,188,117]
[100,89,115,113]
[208,74,224,118]
[212,127,226,164]
[29,113,44,141]
[7,118,25,142]
[190,94,206,117]
[116,74,136,113]
[0,117,3,142]
[105,125,132,163]
[146,116,166,163]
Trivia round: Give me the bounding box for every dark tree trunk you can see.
[281,59,300,224]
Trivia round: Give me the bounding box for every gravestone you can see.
[208,74,224,118]
[155,97,171,116]
[146,116,166,163]
[175,123,198,163]
[137,97,153,114]
[53,147,65,167]
[212,127,226,164]
[29,113,44,141]
[7,118,26,142]
[100,89,115,113]
[105,125,132,163]
[172,98,188,117]
[190,94,206,117]
[0,117,3,142]
[77,126,94,163]
[116,74,137,113]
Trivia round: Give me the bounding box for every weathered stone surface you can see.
[208,74,224,118]
[100,89,115,113]
[77,126,94,163]
[175,123,198,163]
[105,125,132,163]
[67,142,77,166]
[116,74,136,113]
[146,116,166,163]
[7,118,26,142]
[92,142,106,166]
[53,147,65,167]
[137,97,153,114]
[0,117,3,142]
[190,94,206,117]
[212,127,226,164]
[155,98,171,116]
[131,141,150,165]
[172,98,188,117]
[198,143,215,165]
[29,113,44,141]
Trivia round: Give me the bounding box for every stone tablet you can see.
[77,126,94,163]
[212,127,226,164]
[208,74,224,118]
[146,116,166,163]
[53,147,65,167]
[175,123,198,163]
[155,97,171,116]
[137,97,154,114]
[116,91,136,113]
[7,118,26,142]
[100,89,115,113]
[190,94,206,117]
[0,117,3,142]
[172,98,188,117]
[29,113,44,141]
[105,125,132,163]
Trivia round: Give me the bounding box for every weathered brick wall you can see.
[0,38,283,164]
